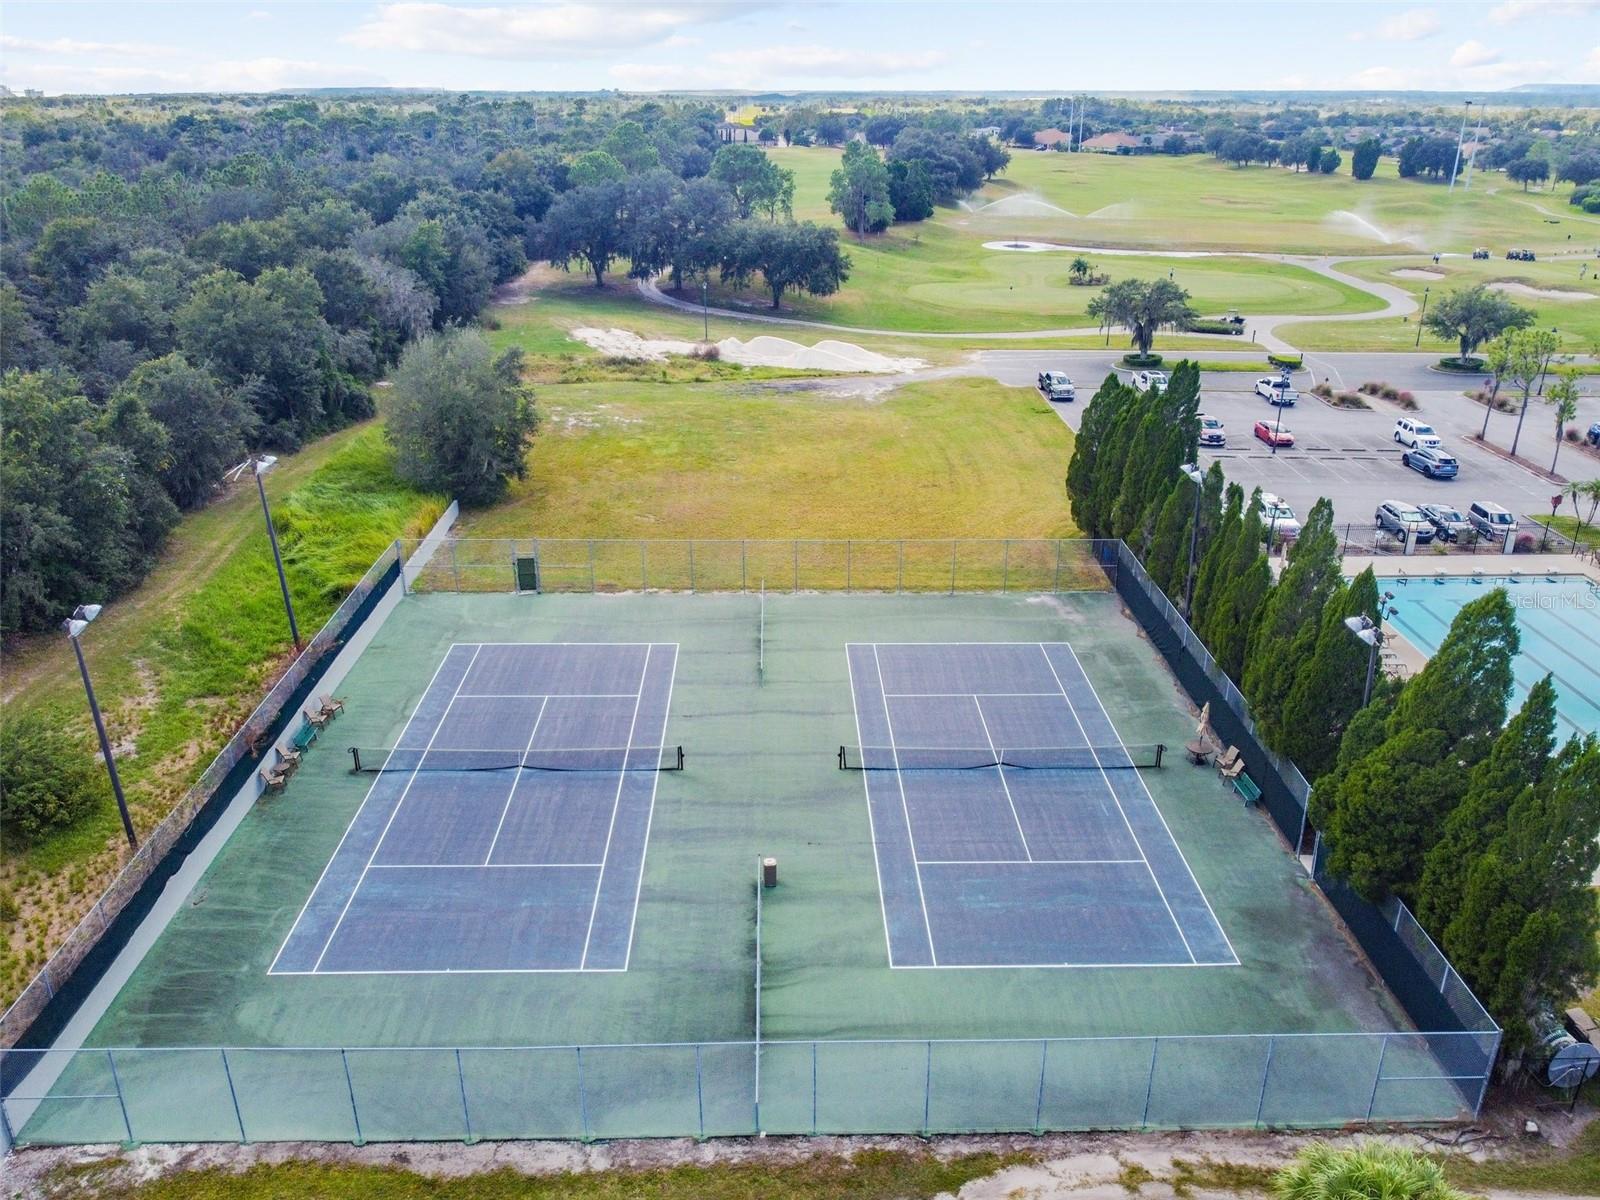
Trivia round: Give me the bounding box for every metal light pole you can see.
[1344,592,1397,707]
[1448,99,1473,192]
[230,454,300,650]
[1180,463,1204,619]
[1271,396,1286,456]
[63,605,137,848]
[1414,286,1429,347]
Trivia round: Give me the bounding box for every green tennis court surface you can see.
[8,590,1479,1142]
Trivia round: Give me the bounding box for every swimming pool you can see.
[1378,573,1600,740]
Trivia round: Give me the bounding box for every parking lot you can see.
[970,350,1600,543]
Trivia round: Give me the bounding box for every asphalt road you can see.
[965,350,1600,538]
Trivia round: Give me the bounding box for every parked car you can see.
[1468,500,1518,541]
[1376,500,1436,544]
[1253,420,1294,447]
[1420,503,1473,542]
[1393,418,1442,449]
[1198,414,1226,448]
[1506,248,1537,262]
[1132,369,1169,392]
[1255,492,1301,541]
[1037,371,1076,402]
[1255,377,1298,405]
[1472,248,1490,260]
[1402,445,1459,479]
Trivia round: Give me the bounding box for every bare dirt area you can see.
[1487,281,1597,302]
[7,1104,1594,1200]
[570,327,927,372]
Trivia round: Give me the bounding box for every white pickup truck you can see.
[1037,371,1076,402]
[1255,377,1298,406]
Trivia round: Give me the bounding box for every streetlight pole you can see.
[231,454,301,651]
[1180,463,1204,619]
[1345,591,1397,707]
[1414,286,1429,347]
[63,606,137,848]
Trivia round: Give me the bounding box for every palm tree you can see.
[1546,374,1580,474]
[1274,1141,1467,1200]
[1069,256,1092,284]
[1571,478,1600,548]
[1086,278,1196,359]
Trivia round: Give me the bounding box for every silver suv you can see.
[1468,500,1517,541]
[1375,499,1436,544]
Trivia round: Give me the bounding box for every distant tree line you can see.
[1068,369,1600,1050]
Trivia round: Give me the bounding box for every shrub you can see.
[1120,353,1164,367]
[1184,319,1244,335]
[0,712,106,848]
[1334,391,1371,408]
[1395,390,1417,409]
[1311,382,1334,398]
[1267,352,1303,369]
[1515,533,1537,553]
[1437,356,1486,372]
[1584,194,1600,214]
[1379,384,1400,400]
[1274,1141,1468,1200]
[1358,381,1383,395]
[690,343,721,361]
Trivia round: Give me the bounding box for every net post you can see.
[340,1048,364,1144]
[348,747,362,773]
[1365,1034,1390,1121]
[838,746,847,769]
[1139,1039,1159,1129]
[1154,743,1164,768]
[220,1047,247,1143]
[107,1049,134,1145]
[1253,1037,1274,1128]
[1034,1039,1049,1133]
[455,1048,473,1143]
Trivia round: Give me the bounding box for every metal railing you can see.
[400,538,1116,595]
[1334,523,1578,557]
[0,544,404,1049]
[1,1027,1496,1146]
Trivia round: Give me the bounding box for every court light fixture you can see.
[63,604,137,848]
[228,453,301,651]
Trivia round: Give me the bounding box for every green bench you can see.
[1233,772,1262,808]
[290,720,319,755]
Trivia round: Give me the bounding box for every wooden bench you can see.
[291,720,319,754]
[259,761,292,793]
[316,695,345,721]
[1233,772,1262,808]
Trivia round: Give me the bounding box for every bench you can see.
[1233,772,1262,808]
[259,761,292,793]
[291,720,319,754]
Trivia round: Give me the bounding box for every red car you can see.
[1253,420,1294,447]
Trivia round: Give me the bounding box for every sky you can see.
[0,0,1595,97]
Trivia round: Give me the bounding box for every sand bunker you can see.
[1391,268,1445,280]
[1487,281,1596,302]
[571,328,926,373]
[982,240,1072,252]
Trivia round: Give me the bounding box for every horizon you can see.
[1,0,1596,98]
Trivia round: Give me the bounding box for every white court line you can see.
[845,646,897,967]
[1059,643,1240,968]
[367,862,603,869]
[1037,643,1196,965]
[268,647,464,976]
[311,644,484,973]
[872,644,938,966]
[579,645,650,970]
[886,959,1233,972]
[971,695,1032,862]
[620,644,679,973]
[456,693,640,700]
[269,966,627,976]
[482,696,549,865]
[884,692,1062,699]
[917,858,1145,866]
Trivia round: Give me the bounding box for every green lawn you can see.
[0,426,444,1007]
[459,376,1078,541]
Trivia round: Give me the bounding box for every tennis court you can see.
[847,642,1236,968]
[272,643,678,975]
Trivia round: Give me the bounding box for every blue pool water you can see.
[1378,573,1600,740]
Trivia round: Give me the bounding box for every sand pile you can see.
[571,328,926,373]
[1391,268,1444,280]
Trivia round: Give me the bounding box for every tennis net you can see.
[838,743,1165,771]
[348,745,686,774]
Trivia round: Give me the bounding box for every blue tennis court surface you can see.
[271,642,677,975]
[847,642,1237,969]
[1379,574,1600,738]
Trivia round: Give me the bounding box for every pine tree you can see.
[1279,569,1381,783]
[1415,676,1558,934]
[1243,499,1341,744]
[1315,590,1520,903]
[1211,552,1272,679]
[1443,735,1600,1048]
[1144,482,1191,594]
[1064,374,1128,535]
[1198,487,1264,658]
[1190,482,1242,632]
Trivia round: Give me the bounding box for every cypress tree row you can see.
[1276,568,1381,782]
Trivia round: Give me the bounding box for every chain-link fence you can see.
[1334,522,1579,557]
[401,538,1115,595]
[0,544,405,1050]
[1,1026,1495,1146]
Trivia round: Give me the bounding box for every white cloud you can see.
[2,57,388,95]
[1356,8,1441,41]
[1450,40,1502,67]
[709,44,947,76]
[0,34,176,57]
[345,2,744,60]
[1489,0,1599,23]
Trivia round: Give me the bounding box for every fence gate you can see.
[514,555,540,594]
